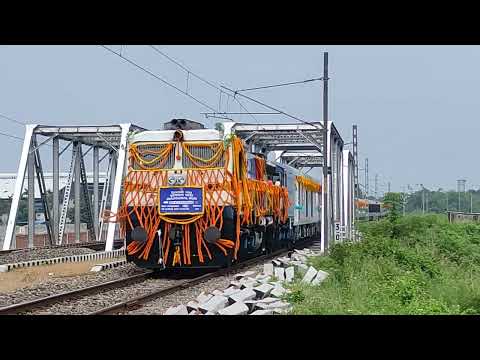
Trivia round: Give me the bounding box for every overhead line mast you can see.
[322,52,329,252]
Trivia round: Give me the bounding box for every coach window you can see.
[310,192,314,217]
[305,190,309,216]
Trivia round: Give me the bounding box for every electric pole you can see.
[471,191,473,213]
[457,179,466,212]
[426,189,428,213]
[365,158,369,198]
[353,125,358,200]
[374,174,378,200]
[322,52,329,251]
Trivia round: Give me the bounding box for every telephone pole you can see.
[374,174,378,200]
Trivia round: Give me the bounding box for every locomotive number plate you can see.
[158,186,204,215]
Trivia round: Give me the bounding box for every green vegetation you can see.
[288,213,480,314]
[402,188,480,213]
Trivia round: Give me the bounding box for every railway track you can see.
[0,271,153,315]
[0,239,314,315]
[92,239,315,315]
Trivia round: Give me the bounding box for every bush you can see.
[289,214,480,314]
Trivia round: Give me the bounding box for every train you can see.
[114,119,322,270]
[356,199,389,221]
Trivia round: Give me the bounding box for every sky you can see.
[0,45,478,194]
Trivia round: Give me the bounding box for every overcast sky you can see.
[0,45,478,193]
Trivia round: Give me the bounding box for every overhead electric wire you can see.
[0,113,26,126]
[0,131,23,141]
[117,45,321,131]
[148,46,262,125]
[235,77,323,93]
[202,112,280,115]
[0,113,25,141]
[148,46,319,129]
[149,45,226,94]
[221,85,321,129]
[100,45,218,112]
[233,97,261,125]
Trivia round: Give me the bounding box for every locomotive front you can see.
[118,119,243,270]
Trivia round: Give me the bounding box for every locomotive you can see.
[115,119,322,270]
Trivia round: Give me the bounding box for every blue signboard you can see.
[159,187,204,215]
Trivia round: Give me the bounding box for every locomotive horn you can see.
[204,226,221,244]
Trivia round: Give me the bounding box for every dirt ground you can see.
[0,257,126,293]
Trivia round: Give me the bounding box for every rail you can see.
[0,271,152,315]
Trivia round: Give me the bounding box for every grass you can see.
[286,214,480,314]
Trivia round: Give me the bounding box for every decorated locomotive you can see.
[112,119,322,270]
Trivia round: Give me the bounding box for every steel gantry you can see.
[231,120,353,252]
[2,123,145,251]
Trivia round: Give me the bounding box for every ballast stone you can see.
[229,280,242,288]
[292,253,308,263]
[311,269,329,285]
[256,273,270,281]
[229,288,257,304]
[243,300,259,312]
[218,301,249,315]
[277,257,291,267]
[250,309,275,315]
[223,287,242,297]
[274,267,285,281]
[285,267,295,282]
[186,301,199,312]
[256,300,290,311]
[253,283,274,299]
[272,260,282,267]
[198,295,229,314]
[270,284,287,298]
[301,266,318,284]
[258,276,272,284]
[257,297,279,304]
[212,289,224,296]
[196,292,213,304]
[240,279,259,289]
[263,263,274,276]
[234,271,256,280]
[164,305,189,315]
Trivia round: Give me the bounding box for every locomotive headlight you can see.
[168,175,176,185]
[176,176,186,185]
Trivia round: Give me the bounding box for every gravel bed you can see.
[0,247,97,265]
[0,262,147,308]
[127,263,265,315]
[24,276,181,315]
